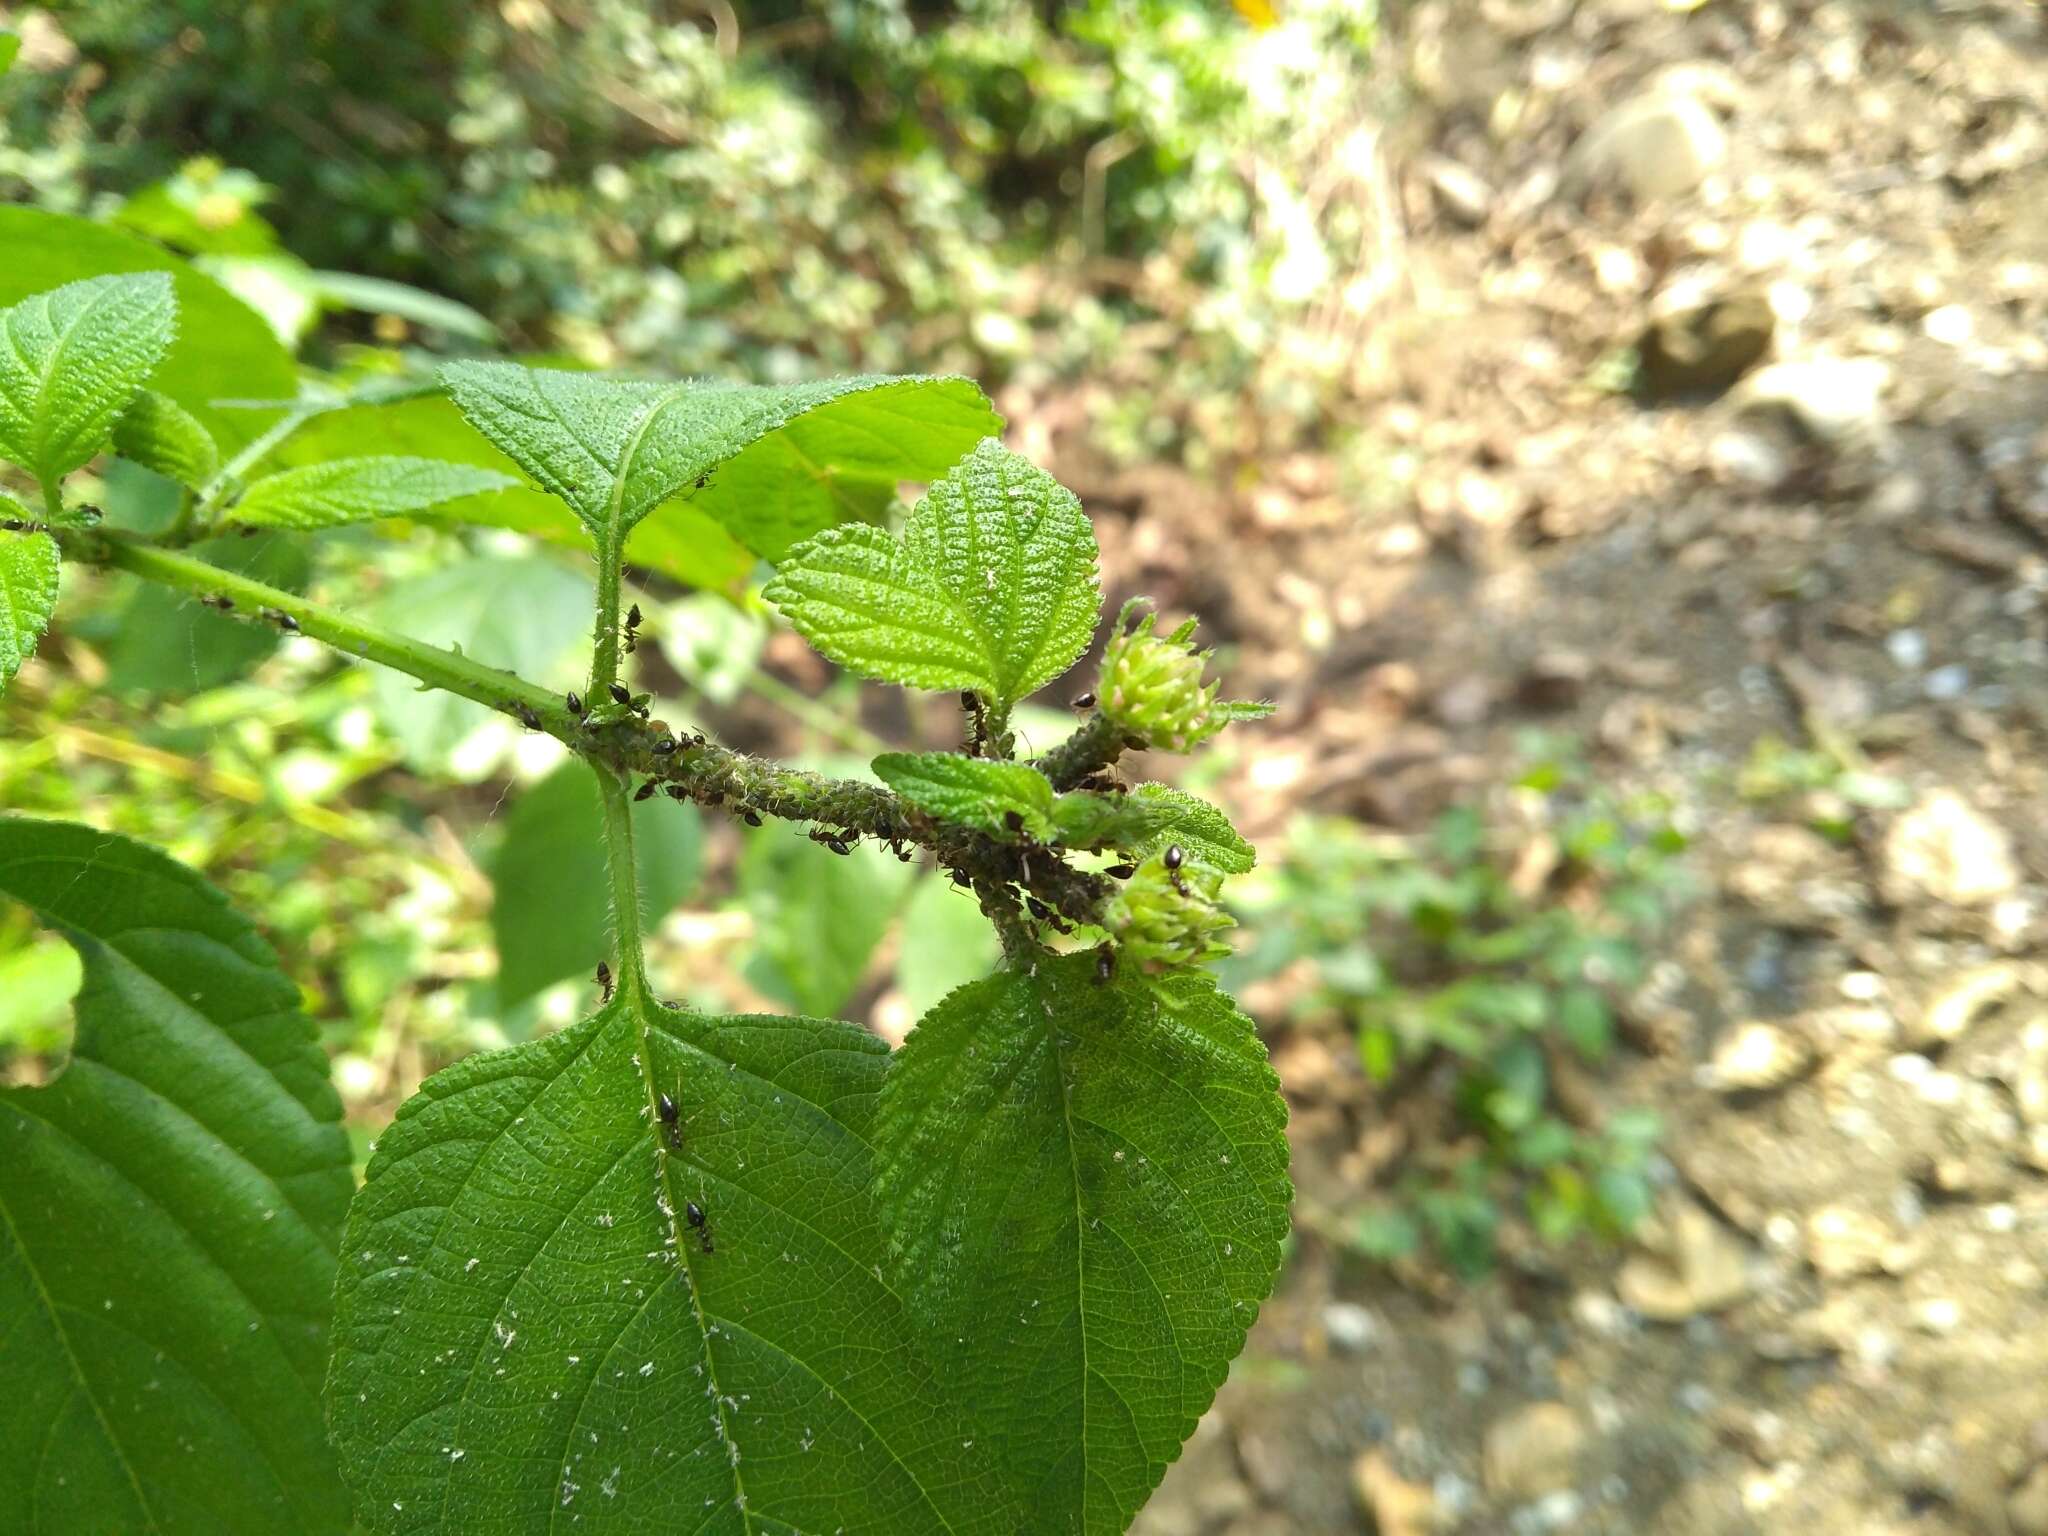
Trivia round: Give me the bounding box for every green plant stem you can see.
[92,535,576,734]
[590,524,626,699]
[194,405,314,521]
[71,535,1117,930]
[745,667,884,756]
[591,760,649,1000]
[1031,710,1126,789]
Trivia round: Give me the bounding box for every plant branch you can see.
[591,760,650,1000]
[69,534,1117,933]
[1030,709,1128,790]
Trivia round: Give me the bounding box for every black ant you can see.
[962,690,989,755]
[262,608,299,633]
[1163,843,1189,897]
[201,593,235,612]
[1071,691,1097,710]
[623,602,643,655]
[1104,863,1137,880]
[684,1199,713,1254]
[657,1092,682,1152]
[0,517,37,533]
[1094,944,1117,985]
[607,682,632,707]
[664,784,688,801]
[595,960,613,1002]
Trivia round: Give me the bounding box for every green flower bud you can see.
[1097,602,1223,753]
[1104,852,1235,970]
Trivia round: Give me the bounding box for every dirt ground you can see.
[1010,2,2048,1531]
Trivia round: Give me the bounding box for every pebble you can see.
[1923,664,1969,701]
[1483,1402,1586,1501]
[1322,1302,1380,1353]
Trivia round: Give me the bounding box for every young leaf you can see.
[111,386,220,489]
[764,439,1100,710]
[490,762,703,1008]
[440,362,997,558]
[1121,783,1257,873]
[875,955,1291,1533]
[0,272,176,490]
[327,993,1015,1534]
[231,455,516,530]
[0,525,59,690]
[872,751,1058,839]
[0,207,297,451]
[0,817,354,1534]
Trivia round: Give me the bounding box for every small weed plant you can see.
[0,219,1289,1534]
[1229,738,1688,1276]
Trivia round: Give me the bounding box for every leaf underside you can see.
[232,456,516,530]
[874,955,1291,1534]
[0,817,354,1534]
[440,363,999,560]
[328,993,1015,1535]
[0,271,177,490]
[765,438,1101,711]
[0,526,60,690]
[111,387,221,490]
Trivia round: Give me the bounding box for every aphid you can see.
[1104,863,1137,881]
[1003,810,1024,835]
[626,603,642,629]
[693,473,710,490]
[1094,944,1117,985]
[948,868,971,890]
[1071,691,1097,710]
[517,705,543,731]
[703,790,724,808]
[657,1092,681,1151]
[595,960,613,1001]
[684,1200,713,1254]
[741,810,762,827]
[634,781,656,801]
[652,734,678,755]
[608,682,632,707]
[566,691,585,716]
[664,784,688,801]
[265,608,300,633]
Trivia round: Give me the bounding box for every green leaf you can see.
[875,956,1292,1531]
[0,526,59,690]
[764,439,1101,710]
[0,32,19,76]
[1046,782,1255,869]
[872,751,1057,839]
[441,362,999,558]
[0,207,297,452]
[0,272,176,490]
[0,817,353,1533]
[275,394,757,592]
[111,387,221,489]
[327,991,1015,1534]
[739,829,916,1017]
[490,762,703,1008]
[231,456,516,530]
[366,554,590,776]
[304,271,498,341]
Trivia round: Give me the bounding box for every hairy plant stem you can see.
[73,533,1116,933]
[589,523,627,700]
[1030,709,1128,790]
[591,761,650,1001]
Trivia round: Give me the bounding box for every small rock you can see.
[1322,1301,1381,1354]
[1564,88,1729,203]
[1422,154,1493,227]
[1910,963,2023,1050]
[1805,1205,1916,1280]
[1637,287,1774,400]
[1352,1448,1435,1536]
[1701,1020,1814,1094]
[1908,1296,1961,1334]
[1882,791,2019,908]
[1483,1402,1585,1501]
[1734,357,1892,460]
[1618,1197,1750,1320]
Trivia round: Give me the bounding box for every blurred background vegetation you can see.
[0,0,1682,1276]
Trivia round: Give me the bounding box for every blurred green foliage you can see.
[1227,738,1691,1277]
[4,0,1381,463]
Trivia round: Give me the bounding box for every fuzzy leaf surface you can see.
[764,439,1100,709]
[328,993,1012,1534]
[0,817,353,1534]
[1120,785,1257,873]
[0,272,176,489]
[440,363,996,557]
[0,525,59,690]
[875,956,1291,1533]
[111,387,220,490]
[231,456,516,530]
[873,751,1058,840]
